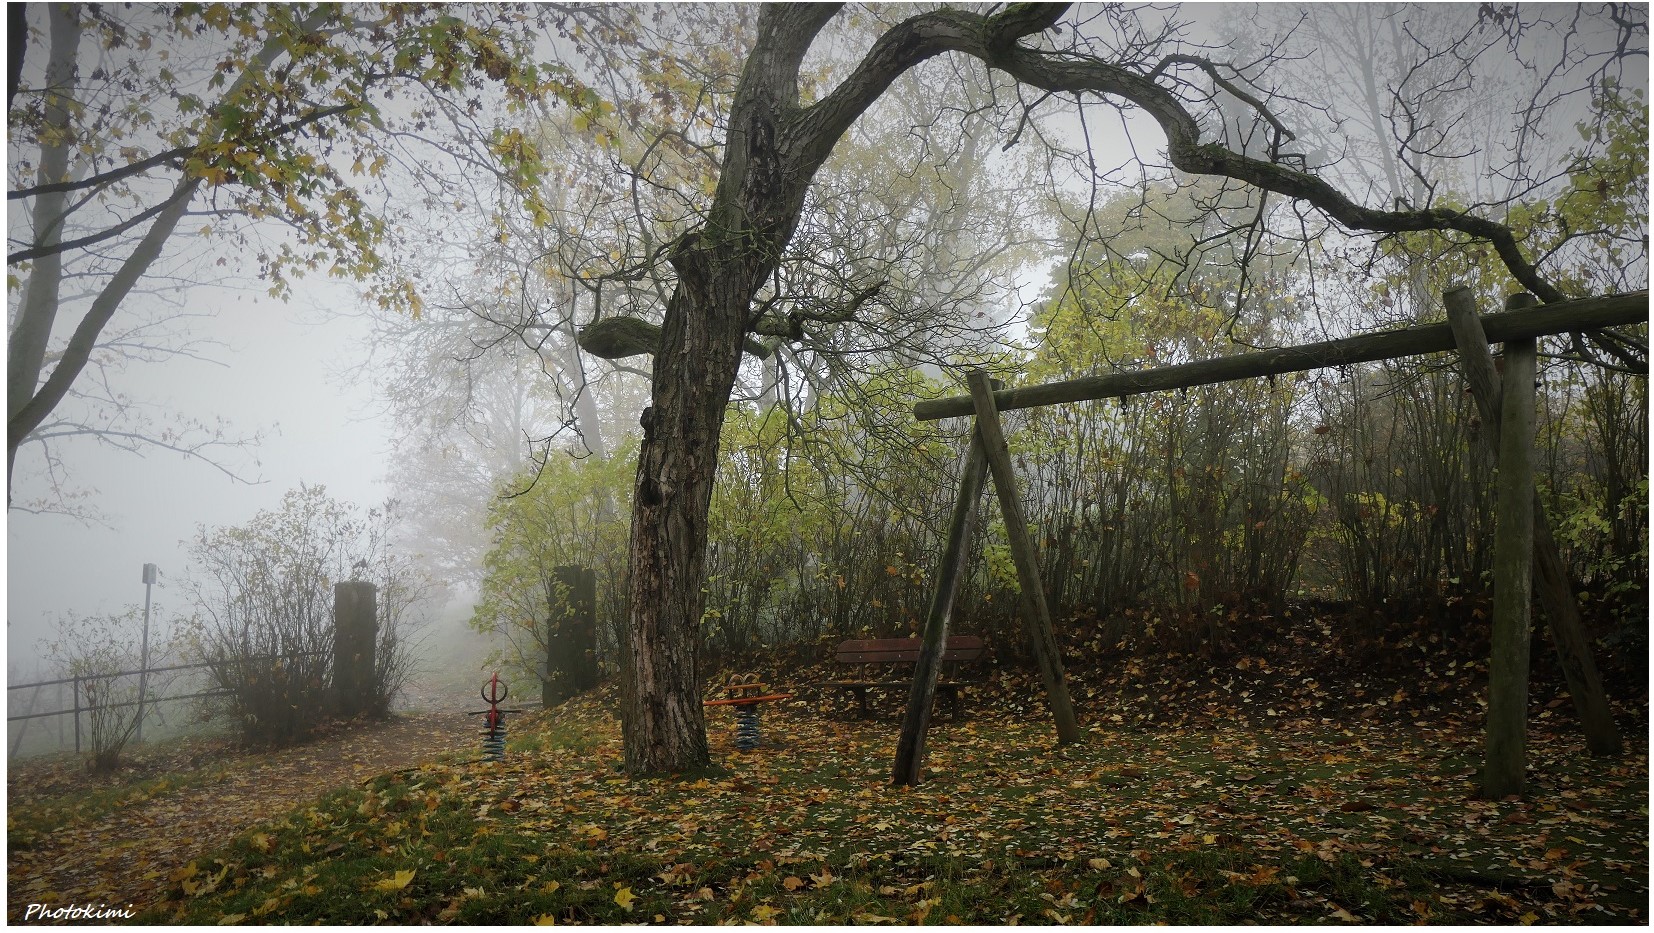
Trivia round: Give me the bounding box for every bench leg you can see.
[854,687,871,719]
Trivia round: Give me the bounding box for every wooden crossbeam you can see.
[913,291,1647,422]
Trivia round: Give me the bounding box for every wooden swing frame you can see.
[892,287,1646,791]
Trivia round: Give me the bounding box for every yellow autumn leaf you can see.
[613,886,636,911]
[373,869,416,892]
[252,897,282,917]
[532,914,557,925]
[751,904,782,922]
[183,864,228,898]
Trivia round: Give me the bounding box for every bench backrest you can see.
[834,635,985,665]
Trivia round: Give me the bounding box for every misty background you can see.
[7,3,1640,754]
[7,278,403,678]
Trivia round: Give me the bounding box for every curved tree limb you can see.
[7,186,190,265]
[794,3,1563,304]
[7,175,203,458]
[970,32,1566,302]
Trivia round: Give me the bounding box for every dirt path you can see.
[7,710,475,920]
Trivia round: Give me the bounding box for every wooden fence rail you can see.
[6,651,326,754]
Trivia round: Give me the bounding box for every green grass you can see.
[8,763,230,851]
[139,700,1647,924]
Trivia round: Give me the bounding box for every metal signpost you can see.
[137,563,156,743]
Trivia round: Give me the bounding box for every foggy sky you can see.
[6,280,393,675]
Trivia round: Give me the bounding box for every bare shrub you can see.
[43,609,169,773]
[180,485,430,746]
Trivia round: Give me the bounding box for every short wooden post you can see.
[1445,288,1620,757]
[966,370,1082,745]
[893,403,992,786]
[332,581,379,718]
[1484,337,1537,797]
[544,565,598,707]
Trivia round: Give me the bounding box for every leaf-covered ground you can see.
[137,688,1644,925]
[10,599,1648,924]
[6,711,472,922]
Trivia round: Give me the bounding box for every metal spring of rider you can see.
[481,712,507,762]
[479,674,510,762]
[734,704,761,751]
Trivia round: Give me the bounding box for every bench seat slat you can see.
[833,635,984,665]
[822,680,977,689]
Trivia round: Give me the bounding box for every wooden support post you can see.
[1444,288,1621,757]
[1485,337,1537,797]
[892,401,992,787]
[966,370,1083,745]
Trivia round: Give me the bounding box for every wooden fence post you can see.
[1485,337,1537,797]
[893,397,993,787]
[966,370,1083,745]
[332,581,378,718]
[1444,288,1621,758]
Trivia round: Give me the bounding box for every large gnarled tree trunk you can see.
[620,259,753,773]
[619,7,841,773]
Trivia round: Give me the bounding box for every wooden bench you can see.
[823,635,986,717]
